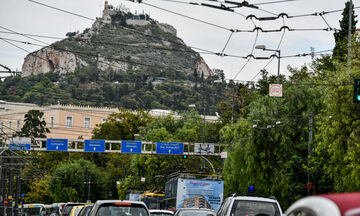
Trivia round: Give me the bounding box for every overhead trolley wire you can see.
[142,2,233,31]
[232,29,259,79]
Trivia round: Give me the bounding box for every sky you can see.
[0,0,358,81]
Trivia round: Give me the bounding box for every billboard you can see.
[176,178,223,211]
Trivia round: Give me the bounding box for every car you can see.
[61,203,85,216]
[284,192,360,216]
[149,209,174,216]
[78,204,93,216]
[216,194,283,216]
[88,200,150,216]
[174,208,216,216]
[69,205,84,216]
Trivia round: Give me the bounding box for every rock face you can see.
[21,2,213,78]
[22,47,88,77]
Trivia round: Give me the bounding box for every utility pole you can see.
[14,170,20,216]
[307,112,313,196]
[7,162,14,216]
[85,167,91,203]
[348,0,353,76]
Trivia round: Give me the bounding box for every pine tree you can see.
[333,1,358,61]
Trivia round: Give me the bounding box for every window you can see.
[50,116,54,128]
[66,116,73,128]
[84,117,91,129]
[8,121,12,132]
[16,120,21,131]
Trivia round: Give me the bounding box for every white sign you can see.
[194,143,214,153]
[269,84,282,97]
[141,177,146,182]
[220,152,228,159]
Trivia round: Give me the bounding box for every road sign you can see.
[269,84,282,97]
[84,140,105,152]
[4,198,8,206]
[194,143,214,153]
[9,137,31,150]
[47,139,68,151]
[156,142,183,155]
[121,141,142,153]
[220,152,228,159]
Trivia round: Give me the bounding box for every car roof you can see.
[94,200,146,206]
[177,208,216,212]
[317,193,360,215]
[231,196,279,203]
[149,209,174,213]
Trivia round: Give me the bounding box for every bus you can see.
[164,172,223,211]
[139,191,165,210]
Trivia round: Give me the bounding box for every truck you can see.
[164,172,224,211]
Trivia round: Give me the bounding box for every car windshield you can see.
[24,207,41,216]
[178,210,215,216]
[230,200,281,216]
[96,203,149,216]
[64,206,76,215]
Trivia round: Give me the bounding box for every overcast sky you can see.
[0,0,358,81]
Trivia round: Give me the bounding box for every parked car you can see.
[78,204,93,216]
[61,203,85,216]
[284,192,360,216]
[216,195,283,216]
[149,209,174,216]
[69,206,84,216]
[88,200,150,216]
[174,208,216,216]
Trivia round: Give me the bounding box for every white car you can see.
[149,209,174,216]
[216,195,283,216]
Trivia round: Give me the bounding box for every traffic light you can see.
[182,155,188,159]
[354,79,360,103]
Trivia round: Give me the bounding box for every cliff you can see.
[21,3,213,78]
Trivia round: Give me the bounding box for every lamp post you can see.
[255,45,281,84]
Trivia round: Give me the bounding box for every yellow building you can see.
[0,101,218,140]
[0,100,117,139]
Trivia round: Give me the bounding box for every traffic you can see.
[16,190,360,216]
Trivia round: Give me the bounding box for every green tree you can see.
[333,1,358,61]
[18,110,50,139]
[49,159,105,202]
[25,175,53,204]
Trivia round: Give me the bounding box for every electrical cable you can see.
[142,2,233,31]
[219,31,234,55]
[232,29,259,79]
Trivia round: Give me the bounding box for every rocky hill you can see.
[21,2,212,78]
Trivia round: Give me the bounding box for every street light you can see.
[255,45,281,84]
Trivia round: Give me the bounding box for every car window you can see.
[230,200,281,216]
[96,203,149,216]
[79,206,93,216]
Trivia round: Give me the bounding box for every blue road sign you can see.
[9,137,31,150]
[121,141,142,153]
[47,139,68,151]
[84,140,105,152]
[156,142,183,155]
[9,143,31,150]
